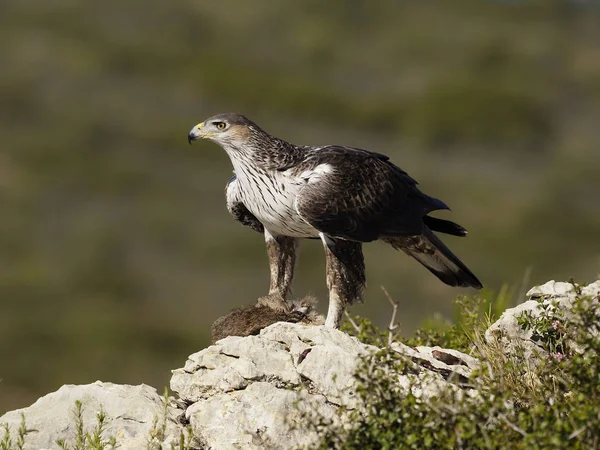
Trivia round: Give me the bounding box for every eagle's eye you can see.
[215,122,227,131]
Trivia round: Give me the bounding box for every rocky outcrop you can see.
[485,280,600,359]
[3,280,598,450]
[0,324,476,450]
[170,322,477,450]
[171,323,370,449]
[0,382,184,450]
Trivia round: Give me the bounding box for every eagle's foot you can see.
[257,293,291,313]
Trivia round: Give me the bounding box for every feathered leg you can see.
[257,231,298,311]
[320,234,366,328]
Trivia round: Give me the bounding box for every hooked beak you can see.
[188,122,204,145]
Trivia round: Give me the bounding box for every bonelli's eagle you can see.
[188,113,482,328]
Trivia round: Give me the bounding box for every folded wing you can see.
[294,146,448,242]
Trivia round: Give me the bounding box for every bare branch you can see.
[381,286,399,346]
[344,311,361,334]
[568,426,587,440]
[498,413,528,438]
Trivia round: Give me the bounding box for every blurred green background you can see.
[1,0,599,412]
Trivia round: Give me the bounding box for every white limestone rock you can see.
[0,382,184,450]
[171,333,302,403]
[485,280,600,359]
[185,382,336,450]
[171,322,477,450]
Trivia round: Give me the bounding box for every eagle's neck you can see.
[220,129,305,173]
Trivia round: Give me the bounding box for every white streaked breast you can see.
[231,162,318,238]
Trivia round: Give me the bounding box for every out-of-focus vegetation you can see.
[1,0,599,412]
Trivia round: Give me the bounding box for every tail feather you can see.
[384,228,483,289]
[423,216,467,237]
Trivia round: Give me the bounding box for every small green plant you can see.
[407,285,512,351]
[56,400,116,450]
[343,286,510,352]
[146,388,193,450]
[341,287,400,347]
[517,299,569,358]
[0,414,27,450]
[341,314,388,347]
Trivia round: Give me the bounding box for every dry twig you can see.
[344,311,361,334]
[381,286,399,346]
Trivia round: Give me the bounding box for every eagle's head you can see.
[188,113,256,147]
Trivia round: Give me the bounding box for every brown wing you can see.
[294,146,448,242]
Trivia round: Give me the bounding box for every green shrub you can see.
[309,290,600,449]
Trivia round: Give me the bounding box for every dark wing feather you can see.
[294,146,448,242]
[423,216,467,237]
[226,175,264,234]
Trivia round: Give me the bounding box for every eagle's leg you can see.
[257,231,298,312]
[320,234,366,328]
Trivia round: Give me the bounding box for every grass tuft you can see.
[56,400,115,450]
[1,414,27,450]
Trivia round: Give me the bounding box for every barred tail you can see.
[384,228,483,289]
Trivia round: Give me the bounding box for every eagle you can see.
[188,113,482,328]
